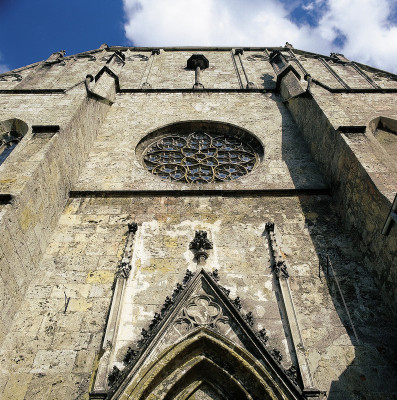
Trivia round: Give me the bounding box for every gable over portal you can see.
[91,269,306,400]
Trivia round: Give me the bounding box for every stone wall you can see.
[282,76,397,314]
[0,195,395,399]
[0,47,396,400]
[73,92,326,192]
[0,82,113,345]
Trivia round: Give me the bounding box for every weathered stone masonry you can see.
[0,46,396,399]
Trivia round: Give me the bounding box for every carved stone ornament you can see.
[190,230,213,250]
[174,294,229,331]
[75,54,97,61]
[264,222,290,279]
[0,73,23,82]
[126,54,149,62]
[127,222,138,233]
[115,262,131,279]
[187,54,209,70]
[115,222,138,279]
[190,230,213,263]
[273,260,289,278]
[247,54,269,62]
[256,328,269,344]
[90,269,313,400]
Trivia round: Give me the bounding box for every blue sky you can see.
[0,0,127,71]
[1,0,397,73]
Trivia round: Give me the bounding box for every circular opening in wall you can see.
[136,121,264,184]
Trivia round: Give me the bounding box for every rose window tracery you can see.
[142,131,259,183]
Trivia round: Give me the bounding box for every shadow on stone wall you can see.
[260,73,277,90]
[275,96,397,399]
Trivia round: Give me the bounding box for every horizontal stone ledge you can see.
[0,89,66,94]
[4,86,396,94]
[0,88,274,94]
[329,88,397,93]
[107,46,287,52]
[69,188,331,198]
[119,88,272,93]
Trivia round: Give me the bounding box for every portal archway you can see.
[113,328,293,400]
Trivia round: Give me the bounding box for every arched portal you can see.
[112,328,294,400]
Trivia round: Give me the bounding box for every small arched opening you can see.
[0,118,28,166]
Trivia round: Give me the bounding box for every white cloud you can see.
[123,0,397,72]
[302,3,315,11]
[318,0,397,72]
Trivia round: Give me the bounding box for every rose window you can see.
[142,131,260,183]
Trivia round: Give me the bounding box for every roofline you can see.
[1,45,396,81]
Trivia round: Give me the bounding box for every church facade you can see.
[0,44,396,399]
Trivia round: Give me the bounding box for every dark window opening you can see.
[0,131,22,166]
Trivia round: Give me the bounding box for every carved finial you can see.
[47,50,66,63]
[265,222,274,233]
[190,230,213,264]
[128,222,138,233]
[190,230,213,250]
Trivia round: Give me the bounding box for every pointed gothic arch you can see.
[170,379,226,400]
[111,328,296,400]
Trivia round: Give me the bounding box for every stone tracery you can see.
[142,130,259,183]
